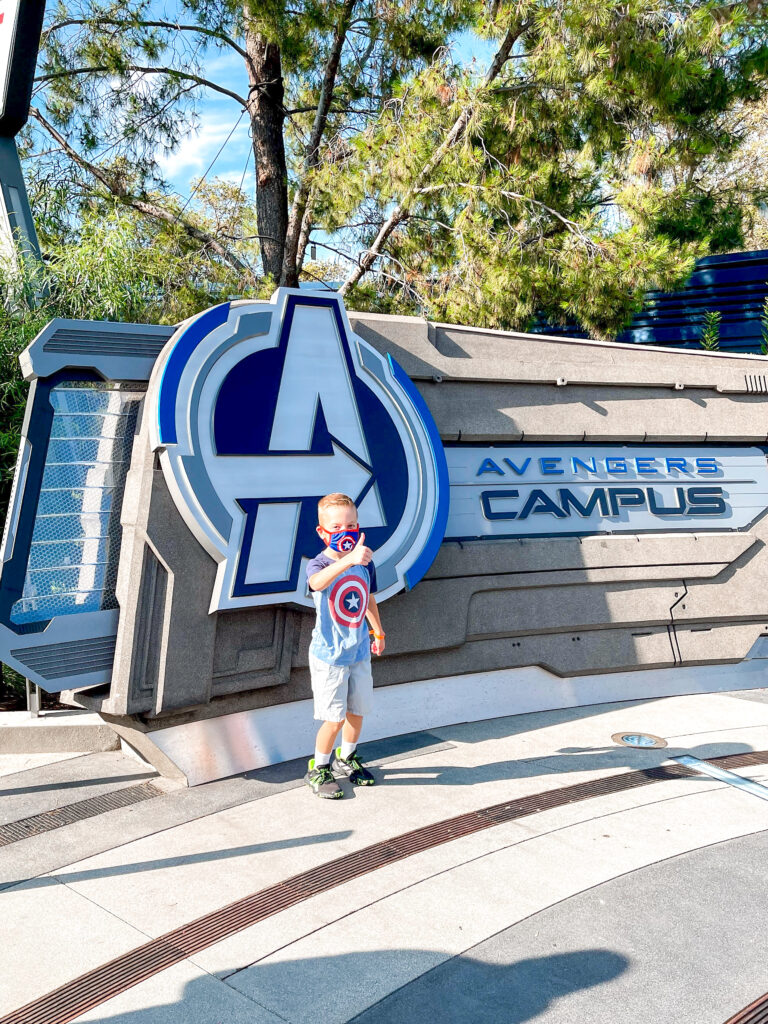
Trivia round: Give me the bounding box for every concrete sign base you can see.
[106,651,768,787]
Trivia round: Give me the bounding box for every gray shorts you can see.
[309,653,373,722]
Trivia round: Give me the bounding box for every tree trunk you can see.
[245,24,288,283]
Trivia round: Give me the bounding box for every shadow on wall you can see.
[87,948,630,1024]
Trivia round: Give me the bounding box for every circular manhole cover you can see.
[611,732,667,749]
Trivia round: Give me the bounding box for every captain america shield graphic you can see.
[329,575,369,628]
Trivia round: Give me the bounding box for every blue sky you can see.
[154,47,254,202]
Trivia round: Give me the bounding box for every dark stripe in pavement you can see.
[3,749,767,1024]
[724,990,768,1024]
[0,730,454,891]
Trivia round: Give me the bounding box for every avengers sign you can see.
[150,289,449,612]
[444,446,768,539]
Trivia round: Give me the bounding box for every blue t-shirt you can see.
[307,552,377,665]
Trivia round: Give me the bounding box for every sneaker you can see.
[304,758,343,799]
[333,747,375,786]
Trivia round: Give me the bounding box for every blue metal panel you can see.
[533,249,768,352]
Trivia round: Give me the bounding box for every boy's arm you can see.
[307,533,373,592]
[366,595,385,655]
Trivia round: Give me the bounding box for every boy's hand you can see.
[345,532,372,566]
[371,635,386,656]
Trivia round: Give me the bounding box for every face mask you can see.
[325,528,359,553]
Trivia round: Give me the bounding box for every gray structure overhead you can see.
[0,0,46,264]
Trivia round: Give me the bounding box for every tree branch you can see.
[43,18,248,60]
[35,65,248,108]
[29,107,257,283]
[339,19,530,296]
[414,182,601,249]
[281,0,357,285]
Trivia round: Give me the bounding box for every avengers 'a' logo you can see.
[149,289,448,611]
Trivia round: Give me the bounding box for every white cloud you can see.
[216,167,256,195]
[157,106,252,193]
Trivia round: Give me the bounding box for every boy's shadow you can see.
[86,947,629,1023]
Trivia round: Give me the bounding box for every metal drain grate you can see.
[723,992,768,1024]
[0,782,162,847]
[3,749,767,1024]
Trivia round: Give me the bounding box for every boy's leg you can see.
[306,655,347,798]
[340,712,363,753]
[315,719,345,763]
[333,660,375,785]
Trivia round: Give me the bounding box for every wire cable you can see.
[179,108,246,215]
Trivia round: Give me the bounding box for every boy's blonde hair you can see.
[318,493,356,519]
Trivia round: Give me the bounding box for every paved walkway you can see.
[3,690,768,1023]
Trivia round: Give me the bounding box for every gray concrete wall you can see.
[61,313,768,731]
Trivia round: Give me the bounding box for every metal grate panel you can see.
[0,782,162,847]
[10,636,117,678]
[10,383,143,625]
[43,327,173,357]
[3,749,766,1024]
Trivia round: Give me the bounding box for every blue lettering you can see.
[518,489,568,520]
[648,487,686,516]
[695,458,720,475]
[503,457,531,476]
[558,488,609,517]
[686,486,726,515]
[477,458,504,476]
[608,487,646,515]
[665,458,689,473]
[480,489,519,519]
[571,456,597,474]
[606,457,628,474]
[635,457,658,474]
[539,457,564,475]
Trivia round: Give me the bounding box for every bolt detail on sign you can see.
[150,289,449,612]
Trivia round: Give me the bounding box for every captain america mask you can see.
[322,528,360,553]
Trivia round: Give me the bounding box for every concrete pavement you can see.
[2,691,768,1023]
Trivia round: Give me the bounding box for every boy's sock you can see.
[340,738,357,760]
[314,749,331,768]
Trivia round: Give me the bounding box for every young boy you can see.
[304,492,386,798]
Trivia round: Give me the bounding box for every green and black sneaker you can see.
[304,758,343,799]
[333,747,375,786]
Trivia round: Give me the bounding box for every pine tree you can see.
[25,0,768,335]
